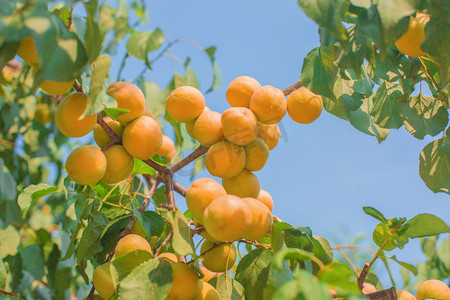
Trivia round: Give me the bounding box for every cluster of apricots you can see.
[362,280,450,300]
[56,82,176,186]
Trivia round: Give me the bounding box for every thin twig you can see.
[337,249,358,273]
[73,81,83,93]
[142,158,166,174]
[282,81,302,96]
[96,113,122,150]
[0,288,20,298]
[358,263,370,291]
[237,239,271,249]
[164,169,176,211]
[139,177,161,212]
[191,226,205,236]
[169,145,209,173]
[154,227,174,256]
[173,181,187,197]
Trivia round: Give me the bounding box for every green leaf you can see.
[204,47,222,93]
[419,138,450,194]
[300,45,338,99]
[312,235,333,266]
[376,0,417,44]
[83,0,104,62]
[400,94,448,139]
[17,183,58,217]
[22,244,45,280]
[235,248,273,300]
[422,12,450,67]
[103,107,130,120]
[272,248,313,270]
[126,29,164,61]
[272,269,332,300]
[140,81,166,118]
[0,258,6,289]
[405,213,450,238]
[319,261,359,294]
[132,158,156,176]
[387,255,418,276]
[372,222,409,251]
[209,274,245,300]
[370,81,404,129]
[0,226,20,258]
[118,258,172,299]
[166,210,195,256]
[76,211,109,263]
[363,207,388,223]
[284,226,314,251]
[85,54,112,114]
[437,239,450,270]
[270,221,285,254]
[111,250,153,283]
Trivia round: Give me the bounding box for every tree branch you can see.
[282,81,302,96]
[139,176,161,212]
[169,145,209,173]
[73,81,83,93]
[0,288,20,298]
[173,181,187,196]
[154,227,174,257]
[164,169,176,211]
[142,158,166,174]
[364,287,398,300]
[96,113,122,150]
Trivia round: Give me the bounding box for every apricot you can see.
[185,122,196,139]
[166,263,199,300]
[244,137,269,171]
[39,79,74,95]
[106,82,145,123]
[186,178,227,223]
[55,92,97,137]
[242,197,272,240]
[250,85,286,124]
[193,219,221,243]
[204,140,246,179]
[257,122,280,150]
[159,252,179,263]
[132,220,148,238]
[416,279,450,300]
[93,117,124,148]
[101,145,134,184]
[193,280,221,300]
[257,189,273,212]
[362,282,377,294]
[166,86,205,123]
[396,290,416,300]
[221,107,258,146]
[34,103,52,125]
[226,76,261,108]
[16,36,39,64]
[115,234,152,258]
[157,135,176,162]
[287,87,323,124]
[93,263,115,299]
[65,145,107,185]
[395,13,430,57]
[1,65,21,83]
[203,194,252,242]
[122,115,163,160]
[142,107,153,118]
[200,240,236,272]
[193,111,224,146]
[199,266,220,282]
[222,169,260,198]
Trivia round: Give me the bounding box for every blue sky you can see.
[102,0,449,288]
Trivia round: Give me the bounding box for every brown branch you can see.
[282,81,302,96]
[364,287,397,300]
[358,263,370,291]
[164,169,176,211]
[142,158,166,174]
[191,226,205,236]
[139,176,161,212]
[96,113,122,150]
[154,227,174,257]
[173,181,187,197]
[169,145,209,173]
[238,239,271,249]
[86,286,96,300]
[73,81,83,92]
[186,242,230,264]
[0,288,20,298]
[332,245,377,255]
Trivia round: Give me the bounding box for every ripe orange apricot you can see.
[107,82,145,123]
[93,117,124,148]
[200,240,236,272]
[193,280,220,300]
[16,36,39,64]
[55,92,97,137]
[101,145,134,184]
[93,263,115,299]
[203,194,252,242]
[159,252,179,263]
[257,122,280,150]
[395,13,430,57]
[244,137,269,171]
[193,219,221,243]
[287,87,323,124]
[416,279,450,300]
[185,122,196,139]
[166,86,205,123]
[157,135,176,162]
[204,140,246,178]
[66,145,107,185]
[199,266,220,282]
[122,116,163,160]
[222,169,260,198]
[257,189,273,212]
[186,178,227,224]
[250,85,286,124]
[115,234,152,258]
[34,103,52,125]
[221,107,258,146]
[396,290,416,300]
[39,79,74,95]
[242,197,272,241]
[193,111,224,146]
[166,263,199,300]
[226,76,261,108]
[141,107,153,118]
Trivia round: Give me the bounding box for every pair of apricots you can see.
[362,280,450,300]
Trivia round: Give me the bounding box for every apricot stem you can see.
[96,113,122,150]
[282,81,303,96]
[169,145,209,173]
[139,176,161,212]
[0,288,20,298]
[154,227,174,257]
[173,181,187,196]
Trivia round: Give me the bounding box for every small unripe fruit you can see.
[107,82,145,123]
[65,145,107,185]
[123,116,163,160]
[257,123,280,150]
[204,140,246,179]
[193,279,221,300]
[250,85,286,124]
[201,240,236,272]
[257,189,273,212]
[244,137,269,171]
[101,145,134,184]
[94,117,124,148]
[115,234,152,258]
[226,76,261,108]
[193,111,224,146]
[166,86,205,123]
[93,263,115,300]
[221,107,258,146]
[222,169,260,198]
[287,87,323,124]
[242,197,272,241]
[166,263,199,300]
